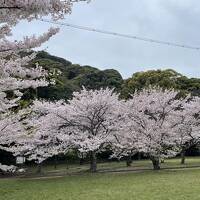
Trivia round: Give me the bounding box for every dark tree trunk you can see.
[181,149,186,165]
[37,163,42,174]
[151,157,160,170]
[126,155,132,167]
[90,151,97,173]
[79,158,84,165]
[79,153,84,165]
[138,152,141,160]
[66,158,69,171]
[54,155,57,169]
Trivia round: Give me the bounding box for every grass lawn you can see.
[1,168,200,200]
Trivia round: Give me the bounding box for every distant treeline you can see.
[23,51,200,103]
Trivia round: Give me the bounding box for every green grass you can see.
[1,169,200,200]
[1,157,200,200]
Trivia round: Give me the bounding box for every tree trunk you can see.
[90,151,97,173]
[151,157,160,170]
[126,155,132,167]
[138,152,141,160]
[66,158,69,171]
[37,163,42,174]
[79,153,84,165]
[54,155,57,169]
[181,150,186,165]
[79,158,84,165]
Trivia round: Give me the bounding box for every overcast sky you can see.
[13,0,200,78]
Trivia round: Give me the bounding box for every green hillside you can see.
[26,51,200,101]
[32,51,123,100]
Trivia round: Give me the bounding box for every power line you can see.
[40,18,200,51]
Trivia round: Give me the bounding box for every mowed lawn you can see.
[1,168,200,200]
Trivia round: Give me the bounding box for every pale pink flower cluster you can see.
[0,0,89,25]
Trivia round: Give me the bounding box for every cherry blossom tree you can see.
[2,99,76,173]
[0,0,90,172]
[11,103,72,173]
[65,88,121,172]
[110,115,144,167]
[117,87,189,170]
[25,88,121,172]
[174,96,200,164]
[109,101,141,166]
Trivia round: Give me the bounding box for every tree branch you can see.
[0,6,21,9]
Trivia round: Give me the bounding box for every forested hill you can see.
[31,51,123,100]
[28,51,200,101]
[121,69,200,99]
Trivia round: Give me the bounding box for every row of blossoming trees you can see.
[3,86,200,172]
[1,0,200,173]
